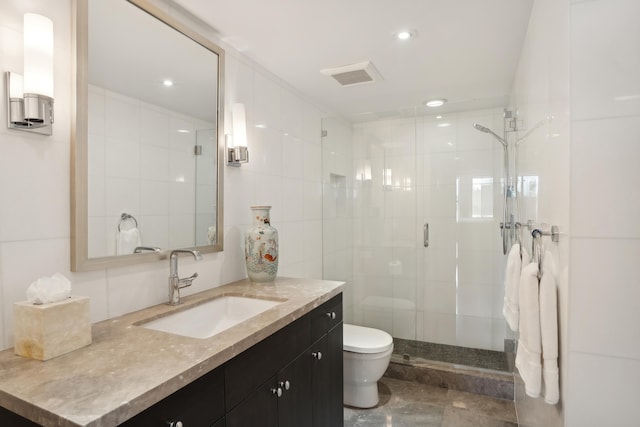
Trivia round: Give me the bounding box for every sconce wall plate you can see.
[6,72,54,135]
[227,145,249,167]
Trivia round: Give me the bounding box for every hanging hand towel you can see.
[515,261,542,398]
[116,227,142,255]
[503,243,530,331]
[540,251,559,404]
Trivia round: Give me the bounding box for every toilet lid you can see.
[343,324,393,354]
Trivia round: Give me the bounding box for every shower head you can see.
[472,123,507,147]
[473,123,490,133]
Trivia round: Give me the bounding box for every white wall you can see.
[321,116,355,323]
[508,0,569,424]
[0,0,325,350]
[512,0,640,425]
[567,0,640,425]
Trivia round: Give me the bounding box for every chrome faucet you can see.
[168,249,202,305]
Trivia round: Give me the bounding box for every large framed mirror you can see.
[71,0,224,271]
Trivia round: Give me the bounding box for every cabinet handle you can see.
[271,386,283,398]
[326,311,336,320]
[279,380,291,391]
[312,351,322,360]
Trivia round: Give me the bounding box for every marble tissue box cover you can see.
[13,296,92,361]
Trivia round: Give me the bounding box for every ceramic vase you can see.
[245,206,279,283]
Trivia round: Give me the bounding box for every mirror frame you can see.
[71,0,225,271]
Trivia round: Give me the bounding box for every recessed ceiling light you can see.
[436,115,443,119]
[162,79,174,87]
[426,98,447,108]
[397,31,412,40]
[437,123,451,128]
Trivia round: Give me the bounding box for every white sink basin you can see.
[140,295,282,339]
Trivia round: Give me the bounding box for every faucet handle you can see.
[178,272,198,289]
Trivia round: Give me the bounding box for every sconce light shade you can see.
[5,13,54,135]
[231,103,247,148]
[24,13,54,98]
[227,103,249,166]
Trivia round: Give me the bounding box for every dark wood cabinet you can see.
[310,296,344,427]
[227,293,342,427]
[120,365,225,426]
[226,377,279,427]
[277,350,313,427]
[0,293,343,427]
[311,324,343,427]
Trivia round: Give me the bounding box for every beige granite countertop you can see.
[0,277,344,427]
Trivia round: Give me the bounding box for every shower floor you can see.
[393,338,511,372]
[387,338,515,401]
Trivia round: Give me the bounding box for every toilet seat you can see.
[343,324,393,354]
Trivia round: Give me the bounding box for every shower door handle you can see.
[423,223,429,247]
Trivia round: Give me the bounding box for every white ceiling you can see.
[172,0,534,121]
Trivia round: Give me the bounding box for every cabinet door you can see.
[311,324,343,427]
[311,295,342,343]
[225,377,278,427]
[326,324,344,424]
[278,352,312,427]
[121,367,225,426]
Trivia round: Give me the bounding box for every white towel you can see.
[116,227,142,255]
[503,243,530,331]
[515,261,542,398]
[540,252,559,404]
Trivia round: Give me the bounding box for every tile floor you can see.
[344,377,518,427]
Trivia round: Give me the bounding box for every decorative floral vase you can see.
[245,206,279,283]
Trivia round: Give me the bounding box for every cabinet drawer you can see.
[121,366,225,426]
[311,294,342,343]
[225,313,311,411]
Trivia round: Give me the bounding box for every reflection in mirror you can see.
[71,0,224,271]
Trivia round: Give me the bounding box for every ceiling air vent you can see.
[320,61,383,87]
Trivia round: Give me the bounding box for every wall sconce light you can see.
[227,103,249,167]
[5,13,54,136]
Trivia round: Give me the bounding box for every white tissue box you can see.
[14,296,91,361]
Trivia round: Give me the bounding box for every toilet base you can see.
[344,382,379,408]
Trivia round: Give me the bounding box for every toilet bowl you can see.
[343,323,394,408]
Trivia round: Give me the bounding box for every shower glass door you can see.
[323,107,507,355]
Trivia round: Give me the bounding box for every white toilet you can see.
[343,323,394,408]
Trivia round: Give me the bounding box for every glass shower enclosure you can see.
[322,107,510,370]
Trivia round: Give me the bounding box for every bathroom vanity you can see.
[0,277,343,426]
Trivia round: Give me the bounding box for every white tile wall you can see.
[509,0,569,424]
[567,0,640,425]
[0,0,325,350]
[567,353,640,427]
[322,117,355,323]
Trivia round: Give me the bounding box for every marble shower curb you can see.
[384,355,515,400]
